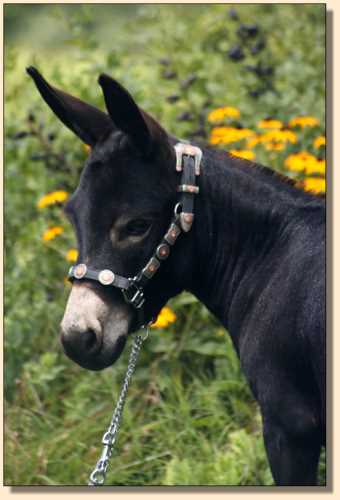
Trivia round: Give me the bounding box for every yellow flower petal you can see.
[257,119,283,130]
[151,307,177,329]
[209,127,254,145]
[303,177,326,194]
[284,151,320,173]
[229,149,255,160]
[42,226,64,242]
[37,190,69,209]
[246,135,262,148]
[313,136,326,149]
[259,130,297,145]
[66,248,79,262]
[288,116,320,128]
[208,106,240,123]
[304,159,325,175]
[265,142,285,151]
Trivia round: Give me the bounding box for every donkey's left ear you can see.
[98,74,165,157]
[27,67,114,146]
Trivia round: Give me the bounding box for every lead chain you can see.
[88,328,149,486]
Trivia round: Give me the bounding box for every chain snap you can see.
[88,330,149,486]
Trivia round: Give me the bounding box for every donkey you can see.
[27,66,326,486]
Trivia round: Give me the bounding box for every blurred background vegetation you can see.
[5,4,326,486]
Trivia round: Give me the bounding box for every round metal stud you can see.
[156,243,170,260]
[74,263,87,279]
[98,269,115,286]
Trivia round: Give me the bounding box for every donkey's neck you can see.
[187,146,313,335]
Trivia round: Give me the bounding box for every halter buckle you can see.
[174,142,202,175]
[123,279,145,309]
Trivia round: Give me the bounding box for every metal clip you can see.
[174,142,202,175]
[99,445,112,463]
[102,428,116,445]
[123,279,145,309]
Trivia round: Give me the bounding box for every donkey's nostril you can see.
[83,329,98,351]
[61,327,102,360]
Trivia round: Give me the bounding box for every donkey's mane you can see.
[200,143,325,202]
[235,155,326,201]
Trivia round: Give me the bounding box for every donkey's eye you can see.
[125,219,152,237]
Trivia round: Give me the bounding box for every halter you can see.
[68,142,202,324]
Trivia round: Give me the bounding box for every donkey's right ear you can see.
[26,67,114,146]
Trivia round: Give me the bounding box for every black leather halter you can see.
[68,142,202,325]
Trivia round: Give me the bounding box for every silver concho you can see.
[98,269,115,286]
[156,243,170,260]
[74,263,87,279]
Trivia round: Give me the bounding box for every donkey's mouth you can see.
[61,320,129,371]
[62,330,128,371]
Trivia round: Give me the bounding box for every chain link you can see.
[88,328,149,486]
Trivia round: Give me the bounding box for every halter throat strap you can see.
[68,142,202,322]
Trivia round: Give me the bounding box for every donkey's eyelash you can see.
[124,219,153,237]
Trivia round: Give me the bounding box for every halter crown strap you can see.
[68,142,203,320]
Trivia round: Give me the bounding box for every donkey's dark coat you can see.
[28,67,326,486]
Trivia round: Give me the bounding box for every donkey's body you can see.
[28,67,326,486]
[184,146,326,485]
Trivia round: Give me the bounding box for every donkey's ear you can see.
[26,67,114,146]
[98,74,162,157]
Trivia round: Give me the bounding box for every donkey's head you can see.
[28,67,194,370]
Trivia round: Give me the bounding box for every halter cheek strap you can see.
[68,142,202,324]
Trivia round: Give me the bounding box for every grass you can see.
[4,3,326,486]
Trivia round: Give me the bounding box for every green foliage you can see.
[5,4,325,486]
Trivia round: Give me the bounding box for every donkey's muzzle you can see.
[60,282,131,370]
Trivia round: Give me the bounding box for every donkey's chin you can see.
[82,333,128,371]
[94,318,130,371]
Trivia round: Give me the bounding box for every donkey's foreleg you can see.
[262,415,322,486]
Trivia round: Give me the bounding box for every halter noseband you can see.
[68,142,202,324]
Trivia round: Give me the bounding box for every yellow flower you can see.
[42,226,64,242]
[303,177,326,194]
[37,190,69,209]
[208,106,240,123]
[66,248,78,262]
[304,159,326,175]
[313,136,326,149]
[257,119,283,130]
[247,135,262,148]
[229,149,255,161]
[210,127,254,145]
[284,151,322,174]
[260,130,297,145]
[265,142,285,151]
[84,144,91,154]
[288,116,320,128]
[151,307,177,329]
